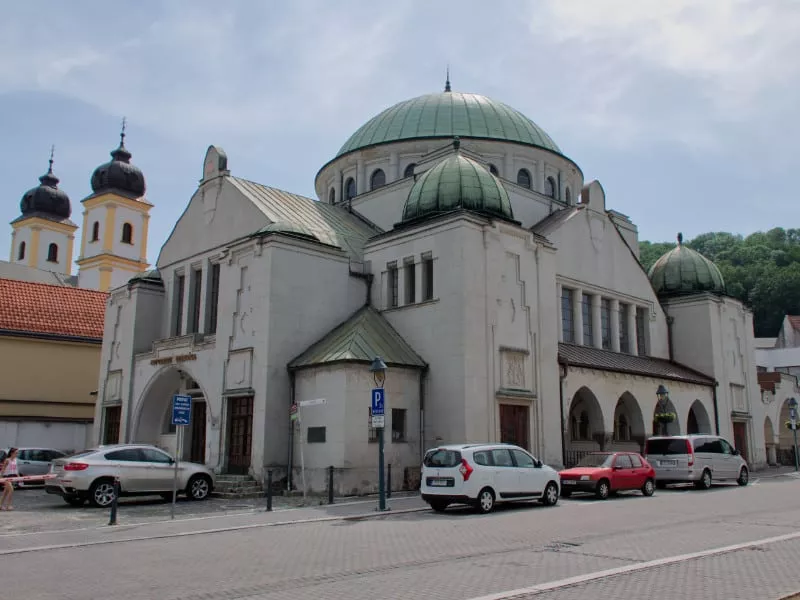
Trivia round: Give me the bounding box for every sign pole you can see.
[378,424,386,511]
[790,399,799,472]
[171,426,180,520]
[170,394,192,520]
[370,387,387,511]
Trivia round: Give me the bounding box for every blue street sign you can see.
[172,394,192,426]
[371,388,385,416]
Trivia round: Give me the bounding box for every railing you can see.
[563,449,594,468]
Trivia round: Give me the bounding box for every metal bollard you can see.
[328,465,334,504]
[265,469,273,512]
[108,477,120,526]
[387,463,392,499]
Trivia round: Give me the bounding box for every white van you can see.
[644,435,749,490]
[420,443,561,513]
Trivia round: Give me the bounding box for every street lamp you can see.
[655,384,672,436]
[789,397,799,472]
[369,356,388,511]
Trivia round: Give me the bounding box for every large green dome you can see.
[648,233,726,297]
[401,144,514,224]
[337,91,561,157]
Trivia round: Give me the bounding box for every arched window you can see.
[615,414,630,442]
[545,176,557,199]
[91,221,100,242]
[579,410,590,441]
[47,243,58,263]
[404,163,416,178]
[328,188,336,204]
[17,241,26,261]
[370,169,386,190]
[121,222,133,244]
[517,169,532,189]
[489,164,499,176]
[344,177,356,201]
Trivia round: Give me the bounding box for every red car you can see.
[559,451,656,499]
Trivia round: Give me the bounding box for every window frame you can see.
[387,262,399,308]
[561,288,574,343]
[370,169,386,190]
[17,241,25,261]
[344,177,356,201]
[421,253,434,301]
[121,222,134,245]
[600,298,611,350]
[46,243,59,263]
[516,168,532,189]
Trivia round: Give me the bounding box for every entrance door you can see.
[103,405,121,444]
[732,422,749,464]
[227,396,253,475]
[500,404,530,450]
[190,401,207,464]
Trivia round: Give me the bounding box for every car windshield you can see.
[576,453,614,468]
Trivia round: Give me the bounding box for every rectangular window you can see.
[636,306,647,355]
[173,273,185,336]
[307,427,326,443]
[582,293,593,346]
[188,268,203,334]
[561,288,574,343]
[601,298,611,350]
[387,262,399,308]
[206,263,221,334]
[421,253,434,301]
[392,408,407,442]
[404,259,416,305]
[619,303,629,353]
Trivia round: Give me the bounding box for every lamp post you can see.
[789,397,799,472]
[655,384,670,437]
[369,356,388,511]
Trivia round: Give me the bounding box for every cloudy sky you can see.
[1,0,797,266]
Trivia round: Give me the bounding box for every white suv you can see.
[420,443,561,513]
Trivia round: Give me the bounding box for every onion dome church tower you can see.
[76,120,152,292]
[9,147,78,276]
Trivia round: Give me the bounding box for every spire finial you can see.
[453,136,460,151]
[444,65,451,92]
[48,144,55,174]
[120,116,127,147]
[677,232,683,245]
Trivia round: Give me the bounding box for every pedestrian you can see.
[0,447,19,510]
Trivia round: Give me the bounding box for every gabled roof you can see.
[288,305,427,371]
[228,177,382,259]
[558,343,714,386]
[0,278,108,342]
[531,206,581,236]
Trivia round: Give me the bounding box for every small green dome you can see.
[401,145,514,224]
[337,91,561,157]
[648,233,726,297]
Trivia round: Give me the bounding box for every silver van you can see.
[644,435,749,490]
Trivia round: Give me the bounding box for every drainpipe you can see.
[287,369,296,491]
[559,360,568,468]
[666,313,675,361]
[349,269,374,307]
[712,380,720,435]
[419,365,429,463]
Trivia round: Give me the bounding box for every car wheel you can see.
[541,482,559,506]
[595,479,610,500]
[737,467,749,487]
[642,479,655,497]
[695,469,712,490]
[186,475,212,501]
[429,500,449,513]
[63,495,85,507]
[89,479,117,508]
[476,487,495,514]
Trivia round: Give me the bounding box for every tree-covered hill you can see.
[638,228,800,338]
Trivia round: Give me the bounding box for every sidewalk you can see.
[753,464,800,478]
[0,493,428,555]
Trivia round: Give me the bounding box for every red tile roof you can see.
[0,278,108,341]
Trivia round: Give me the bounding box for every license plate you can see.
[562,480,576,485]
[430,480,449,487]
[659,460,677,467]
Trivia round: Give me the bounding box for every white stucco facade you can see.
[94,88,767,495]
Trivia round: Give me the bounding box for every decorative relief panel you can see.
[497,252,530,352]
[104,371,122,404]
[501,350,527,390]
[225,349,253,390]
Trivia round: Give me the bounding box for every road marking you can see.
[463,529,800,600]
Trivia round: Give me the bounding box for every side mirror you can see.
[732,449,740,456]
[534,459,543,468]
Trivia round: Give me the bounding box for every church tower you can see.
[76,121,152,292]
[9,148,78,276]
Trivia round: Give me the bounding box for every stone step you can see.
[216,474,254,482]
[212,490,265,499]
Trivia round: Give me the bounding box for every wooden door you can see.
[189,401,206,464]
[103,405,121,444]
[500,404,530,450]
[733,422,749,463]
[227,396,253,474]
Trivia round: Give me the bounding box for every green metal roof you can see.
[336,92,561,157]
[228,177,382,259]
[648,233,726,297]
[288,305,427,371]
[401,146,514,224]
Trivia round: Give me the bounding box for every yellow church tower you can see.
[9,148,78,276]
[76,121,152,292]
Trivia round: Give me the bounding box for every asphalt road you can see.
[3,474,800,600]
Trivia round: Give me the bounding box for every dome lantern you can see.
[648,232,727,298]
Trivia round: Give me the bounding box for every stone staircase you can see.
[212,474,263,499]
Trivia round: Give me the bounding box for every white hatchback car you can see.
[420,443,561,513]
